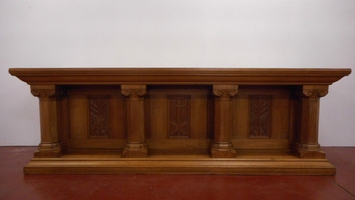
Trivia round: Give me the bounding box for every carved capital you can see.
[213,85,238,100]
[121,85,147,100]
[299,85,328,100]
[30,85,64,100]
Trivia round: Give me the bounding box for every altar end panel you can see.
[67,86,127,149]
[232,86,294,150]
[146,86,212,149]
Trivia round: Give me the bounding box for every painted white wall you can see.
[1,0,354,146]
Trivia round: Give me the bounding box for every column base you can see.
[34,143,62,158]
[210,142,236,158]
[294,142,326,159]
[121,143,148,158]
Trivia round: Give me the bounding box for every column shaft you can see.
[31,85,63,158]
[295,85,328,159]
[121,85,148,158]
[211,85,238,158]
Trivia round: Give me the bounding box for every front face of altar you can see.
[63,85,295,154]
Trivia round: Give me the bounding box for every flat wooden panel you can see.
[110,94,126,139]
[272,93,291,139]
[191,95,208,139]
[70,139,126,149]
[69,95,88,140]
[232,95,249,139]
[232,139,291,150]
[147,139,211,150]
[206,96,214,139]
[149,94,168,139]
[58,97,70,151]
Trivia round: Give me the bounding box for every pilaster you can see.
[294,85,328,159]
[31,85,64,158]
[121,85,148,158]
[211,85,238,158]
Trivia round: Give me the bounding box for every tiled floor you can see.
[0,147,354,200]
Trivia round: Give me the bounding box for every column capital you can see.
[212,85,238,100]
[121,85,147,100]
[30,85,64,101]
[299,85,329,100]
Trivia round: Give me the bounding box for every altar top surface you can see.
[9,68,351,85]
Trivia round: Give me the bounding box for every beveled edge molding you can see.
[9,68,351,85]
[23,158,336,175]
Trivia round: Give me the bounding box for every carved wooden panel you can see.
[146,86,211,149]
[168,95,191,139]
[249,95,272,139]
[88,96,110,138]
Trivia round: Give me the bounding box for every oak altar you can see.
[9,68,351,175]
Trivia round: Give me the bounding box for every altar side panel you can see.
[232,86,293,150]
[69,95,88,140]
[147,86,212,149]
[68,86,127,149]
[58,97,70,151]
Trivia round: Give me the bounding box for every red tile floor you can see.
[0,147,354,200]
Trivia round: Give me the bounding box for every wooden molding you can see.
[9,68,351,85]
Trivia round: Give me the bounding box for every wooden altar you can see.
[9,68,351,175]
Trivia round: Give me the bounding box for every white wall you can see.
[1,0,354,146]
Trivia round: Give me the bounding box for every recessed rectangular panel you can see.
[168,95,191,139]
[88,96,110,139]
[69,95,88,140]
[249,95,272,139]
